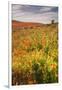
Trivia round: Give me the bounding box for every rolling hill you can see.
[12,20,45,30]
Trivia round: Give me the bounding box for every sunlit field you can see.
[12,21,58,85]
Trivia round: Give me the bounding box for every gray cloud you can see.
[12,4,58,24]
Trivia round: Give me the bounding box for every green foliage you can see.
[44,46,49,54]
[32,60,44,83]
[37,43,42,51]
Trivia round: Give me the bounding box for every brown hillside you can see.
[12,20,44,30]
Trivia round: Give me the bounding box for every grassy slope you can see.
[12,21,58,85]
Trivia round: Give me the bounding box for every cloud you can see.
[12,4,58,24]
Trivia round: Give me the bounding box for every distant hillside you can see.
[12,20,45,30]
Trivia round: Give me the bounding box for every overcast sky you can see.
[12,4,58,24]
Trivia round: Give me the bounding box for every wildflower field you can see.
[12,21,58,85]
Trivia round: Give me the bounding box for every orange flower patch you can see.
[51,63,57,69]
